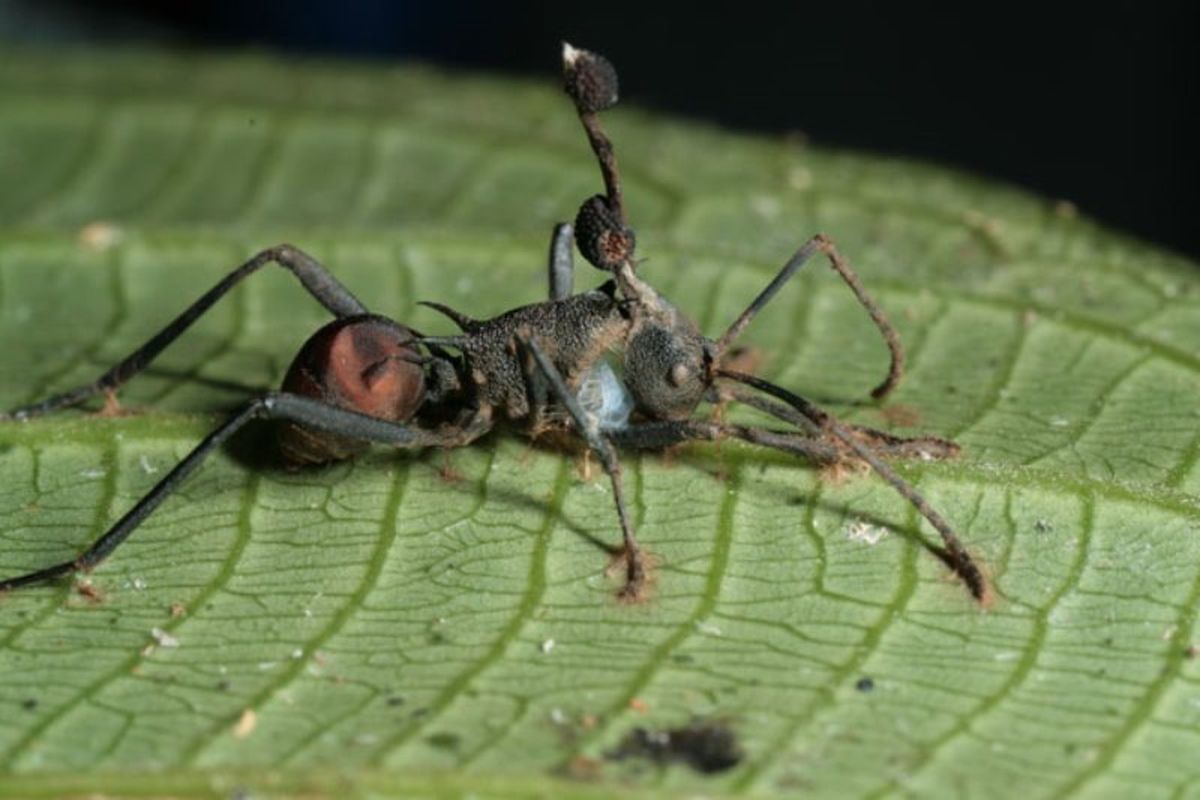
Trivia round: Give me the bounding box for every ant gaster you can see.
[0,44,986,603]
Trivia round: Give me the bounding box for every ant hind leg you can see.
[0,393,479,592]
[3,245,367,422]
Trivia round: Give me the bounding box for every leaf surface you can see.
[1,49,1199,799]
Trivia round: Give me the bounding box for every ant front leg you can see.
[719,370,986,601]
[3,244,367,421]
[714,234,905,400]
[0,393,490,591]
[547,222,575,301]
[519,335,647,601]
[730,389,961,461]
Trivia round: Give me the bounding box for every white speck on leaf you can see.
[232,709,257,739]
[150,627,179,648]
[540,638,556,655]
[695,620,722,637]
[846,519,889,546]
[78,220,124,251]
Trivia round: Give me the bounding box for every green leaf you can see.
[2,48,1199,799]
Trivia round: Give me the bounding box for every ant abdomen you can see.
[278,315,426,466]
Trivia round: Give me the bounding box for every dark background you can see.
[4,1,1197,260]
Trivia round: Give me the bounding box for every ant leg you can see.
[547,223,575,301]
[730,387,960,461]
[519,335,646,600]
[714,233,904,399]
[718,369,986,601]
[610,419,842,464]
[0,393,488,591]
[4,245,367,421]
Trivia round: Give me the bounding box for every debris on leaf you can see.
[232,708,257,739]
[846,518,889,545]
[607,719,743,774]
[78,220,124,251]
[75,581,104,603]
[150,627,180,648]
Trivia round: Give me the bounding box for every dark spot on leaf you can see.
[411,707,429,718]
[217,680,232,692]
[672,654,694,664]
[855,677,875,693]
[427,732,460,751]
[607,720,743,775]
[1185,645,1197,660]
[21,698,37,711]
[387,695,405,707]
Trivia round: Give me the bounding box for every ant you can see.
[0,44,986,603]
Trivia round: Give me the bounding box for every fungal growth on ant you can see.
[0,44,986,604]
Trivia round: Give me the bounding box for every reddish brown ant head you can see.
[279,315,426,464]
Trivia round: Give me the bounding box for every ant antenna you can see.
[714,234,905,399]
[717,367,987,601]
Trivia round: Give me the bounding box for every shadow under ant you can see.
[215,414,617,559]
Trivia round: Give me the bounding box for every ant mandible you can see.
[0,44,986,603]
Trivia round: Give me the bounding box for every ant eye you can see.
[668,363,691,387]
